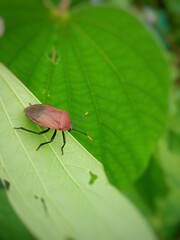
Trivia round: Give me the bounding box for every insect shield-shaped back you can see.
[14,104,91,155]
[24,104,71,130]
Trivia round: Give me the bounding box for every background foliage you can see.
[0,0,169,188]
[0,0,179,239]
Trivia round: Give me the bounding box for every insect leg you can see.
[14,127,50,135]
[36,130,57,150]
[61,131,66,155]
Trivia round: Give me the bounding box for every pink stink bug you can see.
[14,104,92,155]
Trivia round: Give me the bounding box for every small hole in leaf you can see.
[89,171,98,185]
[34,195,48,215]
[41,197,48,214]
[47,48,59,64]
[0,178,10,191]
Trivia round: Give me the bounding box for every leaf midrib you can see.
[70,22,147,147]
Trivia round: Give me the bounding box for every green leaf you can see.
[0,190,35,240]
[155,139,180,239]
[0,64,157,240]
[0,1,169,187]
[135,156,169,211]
[168,130,180,154]
[124,156,169,224]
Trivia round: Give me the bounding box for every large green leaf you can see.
[0,64,157,240]
[0,1,169,187]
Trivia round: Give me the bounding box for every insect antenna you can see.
[72,112,92,140]
[73,128,92,140]
[73,112,89,127]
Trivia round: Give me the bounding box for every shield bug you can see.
[14,104,92,155]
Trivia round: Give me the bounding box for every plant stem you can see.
[58,0,71,13]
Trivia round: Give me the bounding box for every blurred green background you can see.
[0,0,180,239]
[126,1,180,239]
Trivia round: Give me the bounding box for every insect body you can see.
[14,104,91,155]
[25,104,72,130]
